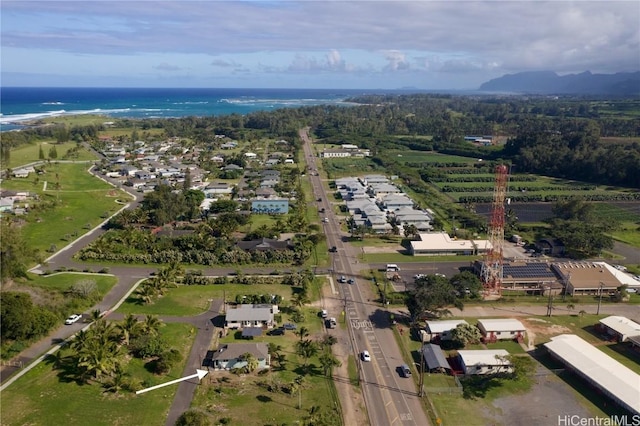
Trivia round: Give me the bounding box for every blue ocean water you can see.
[0,87,387,131]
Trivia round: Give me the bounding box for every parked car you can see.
[326,318,337,329]
[65,314,82,325]
[338,276,347,283]
[268,328,285,336]
[322,217,329,223]
[321,309,328,318]
[361,350,371,362]
[626,288,637,294]
[282,323,297,330]
[400,364,412,377]
[329,246,337,253]
[347,278,355,284]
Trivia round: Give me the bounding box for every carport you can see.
[241,328,263,339]
[421,343,451,373]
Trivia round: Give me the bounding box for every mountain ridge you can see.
[478,70,640,96]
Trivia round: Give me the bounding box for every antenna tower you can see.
[481,164,509,297]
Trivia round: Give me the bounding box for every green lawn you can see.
[29,272,117,296]
[0,322,195,426]
[2,163,124,256]
[117,280,326,317]
[6,142,98,169]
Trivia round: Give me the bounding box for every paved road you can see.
[301,128,430,426]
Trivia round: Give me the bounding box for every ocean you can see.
[0,87,401,131]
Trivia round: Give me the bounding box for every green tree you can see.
[48,145,58,159]
[240,352,259,373]
[449,271,483,299]
[39,144,45,160]
[406,275,463,323]
[175,410,211,426]
[295,339,318,366]
[450,323,482,348]
[142,314,163,336]
[117,314,141,346]
[295,326,310,342]
[318,352,341,377]
[0,221,38,282]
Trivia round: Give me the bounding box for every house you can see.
[477,318,526,342]
[225,304,277,329]
[0,197,14,213]
[203,183,234,197]
[552,262,623,296]
[424,320,469,342]
[457,350,513,375]
[236,238,293,252]
[12,167,34,178]
[244,152,257,159]
[421,344,452,373]
[211,343,271,370]
[598,316,640,342]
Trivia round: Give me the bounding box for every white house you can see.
[477,318,526,342]
[457,350,513,375]
[599,316,640,342]
[211,343,271,370]
[225,304,277,329]
[424,320,469,342]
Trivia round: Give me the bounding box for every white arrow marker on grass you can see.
[136,369,208,395]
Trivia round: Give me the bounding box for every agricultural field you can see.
[321,157,382,179]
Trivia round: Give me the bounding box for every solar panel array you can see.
[503,263,556,279]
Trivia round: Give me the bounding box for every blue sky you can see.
[1,1,638,89]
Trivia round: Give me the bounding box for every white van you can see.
[386,264,400,272]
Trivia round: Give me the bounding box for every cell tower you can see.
[481,164,509,297]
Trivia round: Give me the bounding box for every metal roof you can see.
[421,344,451,370]
[544,334,640,415]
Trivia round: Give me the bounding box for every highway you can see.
[300,128,430,426]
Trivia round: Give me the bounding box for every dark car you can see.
[317,198,322,202]
[268,328,285,336]
[329,246,337,253]
[347,278,355,284]
[282,323,297,330]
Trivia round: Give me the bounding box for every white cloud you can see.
[1,1,638,88]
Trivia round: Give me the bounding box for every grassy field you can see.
[29,271,117,296]
[117,278,325,317]
[1,162,123,256]
[0,322,195,426]
[6,141,98,169]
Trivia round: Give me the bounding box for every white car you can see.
[361,350,371,362]
[65,314,82,325]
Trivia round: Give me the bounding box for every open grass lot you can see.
[0,322,195,426]
[117,279,324,317]
[2,163,122,255]
[29,272,117,296]
[321,157,382,179]
[5,141,98,169]
[385,150,480,164]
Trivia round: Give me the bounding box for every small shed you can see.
[477,318,526,342]
[598,316,640,342]
[421,344,451,373]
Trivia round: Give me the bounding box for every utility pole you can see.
[597,282,604,315]
[418,340,425,397]
[546,286,553,317]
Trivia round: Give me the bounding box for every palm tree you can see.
[295,326,310,342]
[117,314,141,346]
[291,292,310,309]
[566,304,575,315]
[320,334,337,348]
[89,309,103,323]
[142,314,163,336]
[295,339,318,366]
[70,329,91,351]
[241,352,259,373]
[78,341,122,381]
[318,352,341,377]
[137,282,157,304]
